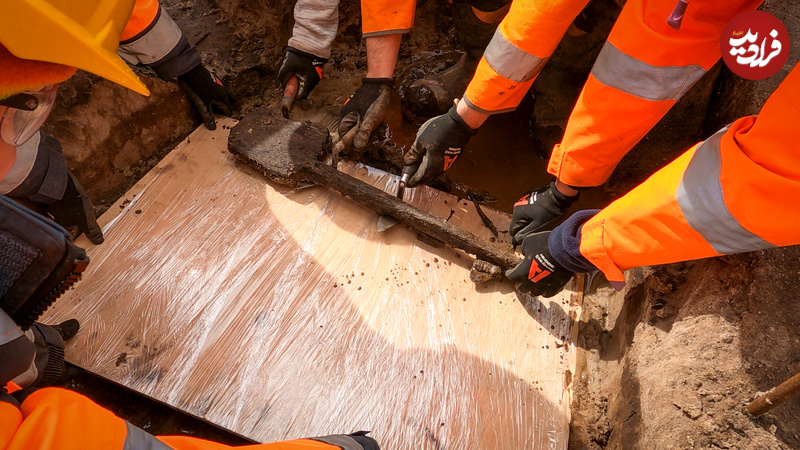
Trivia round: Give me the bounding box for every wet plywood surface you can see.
[44,119,581,449]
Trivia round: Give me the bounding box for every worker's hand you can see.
[278,47,327,100]
[403,105,476,187]
[44,172,104,245]
[337,78,393,151]
[509,181,578,246]
[505,231,574,297]
[178,64,236,130]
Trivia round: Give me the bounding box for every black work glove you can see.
[505,231,574,297]
[178,64,236,130]
[277,47,327,100]
[509,181,578,246]
[44,173,104,245]
[337,78,393,151]
[403,105,476,187]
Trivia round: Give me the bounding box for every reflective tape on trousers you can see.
[591,42,706,101]
[123,422,172,450]
[676,128,776,255]
[483,28,547,83]
[118,7,183,66]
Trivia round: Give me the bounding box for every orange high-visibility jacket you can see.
[0,388,368,450]
[579,63,800,283]
[546,0,762,187]
[361,0,416,37]
[119,0,183,67]
[460,0,763,187]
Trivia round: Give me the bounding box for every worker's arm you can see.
[278,0,340,100]
[401,0,589,187]
[335,32,402,151]
[546,0,762,188]
[1,134,104,243]
[3,387,378,449]
[332,0,412,151]
[462,0,590,115]
[288,0,340,61]
[118,0,235,130]
[508,64,800,294]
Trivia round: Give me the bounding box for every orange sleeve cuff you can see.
[579,218,626,282]
[361,0,415,36]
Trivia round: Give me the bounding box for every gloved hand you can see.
[403,105,476,187]
[337,78,393,151]
[44,172,104,245]
[509,181,578,246]
[178,64,236,130]
[505,231,574,297]
[277,47,327,100]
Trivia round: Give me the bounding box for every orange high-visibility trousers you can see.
[548,0,762,187]
[0,388,372,450]
[579,64,800,282]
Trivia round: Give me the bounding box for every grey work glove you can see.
[337,78,392,151]
[178,64,236,130]
[402,105,476,187]
[278,47,327,100]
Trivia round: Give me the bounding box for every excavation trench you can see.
[48,0,800,447]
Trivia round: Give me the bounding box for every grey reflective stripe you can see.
[118,7,183,66]
[676,128,776,255]
[591,42,706,101]
[483,27,547,83]
[124,422,173,450]
[312,434,363,449]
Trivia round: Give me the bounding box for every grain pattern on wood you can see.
[45,119,579,449]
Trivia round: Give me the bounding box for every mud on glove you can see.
[337,78,392,151]
[509,180,578,246]
[278,47,327,100]
[403,105,477,187]
[505,231,574,298]
[178,64,236,130]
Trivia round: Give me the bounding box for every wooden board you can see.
[44,119,582,449]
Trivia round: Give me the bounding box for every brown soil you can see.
[48,0,800,447]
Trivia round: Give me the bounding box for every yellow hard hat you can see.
[0,0,150,96]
